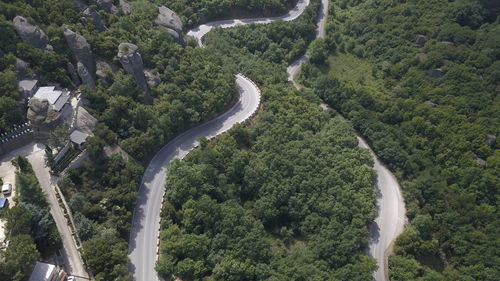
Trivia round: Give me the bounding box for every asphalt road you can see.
[358,137,407,281]
[287,0,329,84]
[128,74,260,281]
[187,0,310,46]
[26,144,90,280]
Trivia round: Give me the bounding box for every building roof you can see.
[32,86,70,111]
[0,198,7,209]
[18,79,38,92]
[29,262,57,281]
[70,130,88,145]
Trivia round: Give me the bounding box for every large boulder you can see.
[155,6,183,44]
[14,58,29,78]
[96,0,119,14]
[13,16,53,50]
[426,68,444,78]
[119,0,131,14]
[27,98,49,123]
[144,69,161,87]
[83,8,107,32]
[415,34,427,46]
[77,62,96,89]
[486,135,496,148]
[63,27,95,76]
[117,43,148,93]
[96,60,116,85]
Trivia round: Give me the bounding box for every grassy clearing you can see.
[327,53,384,91]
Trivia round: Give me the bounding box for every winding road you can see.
[129,0,406,280]
[128,75,260,281]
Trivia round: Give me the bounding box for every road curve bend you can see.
[187,0,310,46]
[128,74,260,281]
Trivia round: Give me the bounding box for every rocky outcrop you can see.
[424,100,437,107]
[155,6,184,44]
[144,69,161,87]
[117,43,149,94]
[63,27,95,74]
[14,58,29,78]
[96,60,116,85]
[486,135,496,148]
[415,34,427,46]
[13,16,53,50]
[119,0,131,14]
[27,98,60,126]
[426,68,444,78]
[83,8,107,31]
[96,0,119,14]
[63,27,96,88]
[67,62,81,85]
[77,62,96,89]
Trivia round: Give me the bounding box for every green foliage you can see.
[59,148,143,279]
[0,234,39,281]
[302,0,500,280]
[154,0,297,28]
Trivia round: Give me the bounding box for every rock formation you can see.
[96,0,119,14]
[119,0,131,14]
[415,34,427,46]
[27,98,60,127]
[155,6,184,44]
[96,60,116,85]
[424,100,437,107]
[426,68,444,78]
[13,16,53,50]
[117,43,149,94]
[77,62,96,89]
[63,27,96,88]
[63,27,95,74]
[486,135,496,148]
[14,58,29,78]
[144,69,161,87]
[83,8,107,31]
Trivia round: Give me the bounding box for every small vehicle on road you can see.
[1,182,12,195]
[67,276,75,281]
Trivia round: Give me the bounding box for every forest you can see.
[156,1,378,280]
[299,0,499,280]
[0,157,60,281]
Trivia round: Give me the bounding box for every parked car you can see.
[1,182,12,195]
[67,276,75,281]
[0,198,9,210]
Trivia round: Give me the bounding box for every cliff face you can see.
[63,27,96,88]
[13,16,53,50]
[117,43,149,94]
[155,6,184,44]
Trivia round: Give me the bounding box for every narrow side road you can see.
[26,144,90,279]
[128,74,260,281]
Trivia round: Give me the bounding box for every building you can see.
[69,129,89,150]
[31,86,71,112]
[18,79,39,100]
[29,262,59,281]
